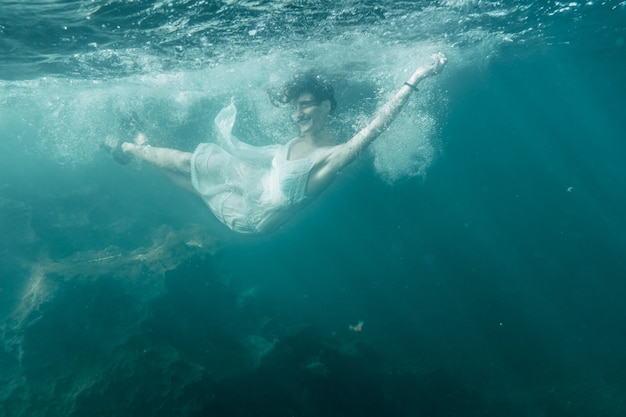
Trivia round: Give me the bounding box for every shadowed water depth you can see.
[1,1,626,416]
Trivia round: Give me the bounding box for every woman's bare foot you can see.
[120,133,150,156]
[134,133,149,147]
[120,141,137,154]
[102,136,133,165]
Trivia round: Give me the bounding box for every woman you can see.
[111,53,447,234]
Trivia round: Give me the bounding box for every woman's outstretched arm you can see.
[310,53,447,190]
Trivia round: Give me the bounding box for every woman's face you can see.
[291,93,330,136]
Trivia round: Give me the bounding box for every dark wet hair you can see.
[270,72,337,112]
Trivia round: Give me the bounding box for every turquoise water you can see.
[1,1,626,416]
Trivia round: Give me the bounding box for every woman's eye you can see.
[301,101,317,108]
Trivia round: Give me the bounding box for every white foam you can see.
[1,3,509,178]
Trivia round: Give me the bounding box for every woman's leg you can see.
[165,171,197,193]
[121,142,192,175]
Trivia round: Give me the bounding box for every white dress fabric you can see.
[191,103,328,234]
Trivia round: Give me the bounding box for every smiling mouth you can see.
[296,116,311,127]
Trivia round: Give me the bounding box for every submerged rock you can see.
[0,213,247,417]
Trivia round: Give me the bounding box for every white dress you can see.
[191,103,328,234]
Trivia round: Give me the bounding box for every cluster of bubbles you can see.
[1,0,618,179]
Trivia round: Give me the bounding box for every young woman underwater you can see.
[107,53,447,234]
